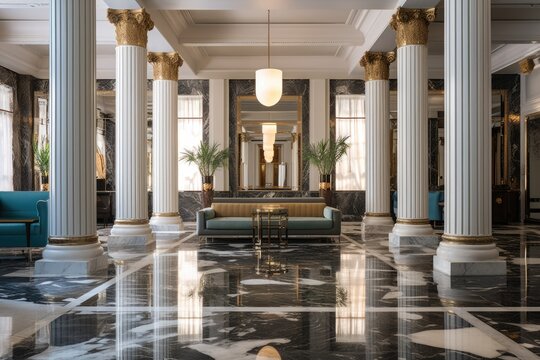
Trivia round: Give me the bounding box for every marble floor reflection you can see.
[1,225,540,359]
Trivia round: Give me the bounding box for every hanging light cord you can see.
[267,9,270,68]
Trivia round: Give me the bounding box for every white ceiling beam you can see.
[0,43,42,76]
[345,9,395,74]
[0,20,116,44]
[491,44,540,73]
[180,24,364,47]
[140,0,398,10]
[429,21,540,45]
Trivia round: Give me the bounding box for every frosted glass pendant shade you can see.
[262,123,277,134]
[256,69,282,107]
[264,150,274,163]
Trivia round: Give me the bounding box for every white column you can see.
[433,0,506,276]
[35,0,107,276]
[148,53,183,232]
[108,9,154,241]
[360,52,395,230]
[389,8,439,247]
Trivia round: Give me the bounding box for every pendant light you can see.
[256,10,282,107]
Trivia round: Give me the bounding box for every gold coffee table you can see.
[252,207,288,249]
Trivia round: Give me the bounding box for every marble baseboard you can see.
[433,255,507,276]
[389,233,440,248]
[107,234,155,260]
[34,254,108,276]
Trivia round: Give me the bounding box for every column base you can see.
[35,243,108,276]
[108,233,155,260]
[389,232,439,248]
[150,214,184,232]
[433,241,506,276]
[362,215,394,233]
[433,271,507,304]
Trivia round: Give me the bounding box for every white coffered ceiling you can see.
[0,0,539,79]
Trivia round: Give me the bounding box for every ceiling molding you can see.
[0,43,42,76]
[140,0,398,11]
[0,20,115,44]
[491,44,540,73]
[180,24,364,47]
[346,9,395,74]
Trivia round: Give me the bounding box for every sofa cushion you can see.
[206,217,253,230]
[0,223,41,236]
[212,202,326,218]
[288,217,333,230]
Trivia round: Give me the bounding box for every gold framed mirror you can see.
[237,95,302,190]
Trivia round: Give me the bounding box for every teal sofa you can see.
[196,197,341,238]
[0,191,49,248]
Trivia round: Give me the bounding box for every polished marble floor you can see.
[0,224,540,359]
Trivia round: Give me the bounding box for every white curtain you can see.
[336,95,366,191]
[0,85,13,191]
[178,95,203,191]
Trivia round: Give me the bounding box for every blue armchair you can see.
[391,191,444,225]
[428,191,444,225]
[0,191,49,248]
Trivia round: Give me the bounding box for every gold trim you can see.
[360,51,396,81]
[319,182,331,190]
[520,58,535,74]
[148,52,183,80]
[390,7,436,47]
[114,219,149,225]
[365,212,392,217]
[396,218,429,225]
[107,8,154,48]
[48,235,98,246]
[152,212,179,217]
[203,183,214,191]
[441,234,494,244]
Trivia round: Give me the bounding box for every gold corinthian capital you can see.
[107,9,154,48]
[148,52,183,81]
[360,51,396,81]
[390,7,436,47]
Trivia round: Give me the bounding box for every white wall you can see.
[209,79,229,191]
[309,79,330,191]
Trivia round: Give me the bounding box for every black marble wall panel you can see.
[228,79,310,193]
[493,74,521,189]
[104,116,115,190]
[0,66,35,191]
[428,118,439,190]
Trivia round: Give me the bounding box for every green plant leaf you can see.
[303,136,350,176]
[179,141,229,177]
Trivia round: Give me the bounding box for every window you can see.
[0,85,13,191]
[178,95,203,191]
[335,95,366,191]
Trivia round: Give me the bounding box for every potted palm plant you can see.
[180,141,229,208]
[304,136,350,206]
[33,139,50,191]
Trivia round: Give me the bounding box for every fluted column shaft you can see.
[434,0,505,276]
[444,0,491,240]
[148,52,183,230]
[361,52,395,228]
[390,8,436,237]
[36,0,107,272]
[49,0,96,242]
[108,9,153,236]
